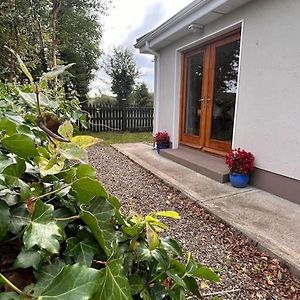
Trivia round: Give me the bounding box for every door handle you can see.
[198,98,206,108]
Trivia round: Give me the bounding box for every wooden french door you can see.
[180,31,241,154]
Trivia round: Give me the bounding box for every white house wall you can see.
[156,0,300,181]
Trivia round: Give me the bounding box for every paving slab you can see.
[112,142,300,277]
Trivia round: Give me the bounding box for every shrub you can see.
[225,148,255,174]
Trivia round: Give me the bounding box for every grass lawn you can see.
[85,131,153,146]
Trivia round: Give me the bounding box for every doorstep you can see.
[160,145,229,183]
[112,143,300,278]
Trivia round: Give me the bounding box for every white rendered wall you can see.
[155,0,300,180]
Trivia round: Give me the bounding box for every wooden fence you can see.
[82,104,154,132]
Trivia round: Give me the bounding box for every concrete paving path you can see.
[112,143,300,277]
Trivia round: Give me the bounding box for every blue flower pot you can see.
[229,172,250,188]
[156,144,169,154]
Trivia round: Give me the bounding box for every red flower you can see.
[225,148,255,175]
[155,131,170,145]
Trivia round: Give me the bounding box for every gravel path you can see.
[88,145,300,300]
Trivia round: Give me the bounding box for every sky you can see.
[89,0,193,96]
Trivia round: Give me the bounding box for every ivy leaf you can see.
[8,204,30,234]
[151,249,170,270]
[146,223,160,251]
[193,266,220,283]
[71,135,99,149]
[0,200,10,240]
[39,264,100,300]
[59,143,88,163]
[0,118,17,135]
[2,134,38,160]
[72,178,107,205]
[76,164,96,179]
[128,275,145,295]
[39,156,65,177]
[23,200,62,253]
[64,237,99,267]
[33,260,66,295]
[92,258,132,300]
[0,292,19,300]
[161,237,183,257]
[2,157,26,178]
[58,121,73,140]
[18,90,51,108]
[14,249,44,270]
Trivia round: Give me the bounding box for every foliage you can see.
[155,131,170,146]
[0,54,219,299]
[0,0,109,103]
[89,94,117,105]
[103,46,140,103]
[130,82,153,107]
[225,148,255,174]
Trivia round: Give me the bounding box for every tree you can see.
[103,46,140,103]
[131,82,153,106]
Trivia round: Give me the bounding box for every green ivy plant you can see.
[0,49,220,300]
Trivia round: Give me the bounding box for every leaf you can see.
[5,175,30,201]
[2,134,38,160]
[128,275,144,295]
[151,248,170,270]
[0,118,17,135]
[193,267,220,283]
[5,46,34,85]
[59,142,88,163]
[166,270,186,289]
[155,211,180,219]
[14,249,44,270]
[0,155,14,173]
[23,200,62,253]
[39,264,100,300]
[92,258,132,300]
[58,121,73,140]
[0,292,19,300]
[42,63,76,80]
[0,200,10,240]
[76,164,96,179]
[146,223,160,251]
[71,135,99,149]
[183,277,200,297]
[8,204,30,234]
[64,237,98,267]
[72,178,107,205]
[33,260,65,295]
[39,156,65,177]
[87,196,115,222]
[2,157,26,177]
[161,237,183,257]
[18,90,51,108]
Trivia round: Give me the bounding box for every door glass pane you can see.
[211,39,240,141]
[185,51,204,136]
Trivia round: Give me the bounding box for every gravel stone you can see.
[88,145,300,300]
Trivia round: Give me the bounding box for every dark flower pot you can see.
[156,143,169,154]
[229,172,250,188]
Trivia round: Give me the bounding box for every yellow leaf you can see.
[71,135,100,149]
[155,211,180,220]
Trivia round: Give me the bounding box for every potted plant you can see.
[155,131,170,154]
[225,148,255,188]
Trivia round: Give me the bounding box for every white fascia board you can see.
[135,0,230,50]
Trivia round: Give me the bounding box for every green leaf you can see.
[151,249,170,270]
[2,157,26,178]
[193,267,220,283]
[92,258,132,300]
[8,204,30,234]
[161,237,183,257]
[0,155,14,173]
[58,121,73,140]
[5,46,34,86]
[59,142,88,163]
[42,63,76,80]
[64,237,98,267]
[5,175,30,201]
[154,211,180,219]
[128,275,144,295]
[39,264,100,300]
[23,200,62,253]
[2,134,38,160]
[71,135,99,149]
[166,270,186,289]
[0,118,17,135]
[18,90,50,108]
[146,223,160,251]
[33,260,65,295]
[183,276,200,297]
[76,164,96,179]
[87,196,115,222]
[72,178,107,205]
[0,292,19,300]
[39,156,65,177]
[14,249,44,270]
[0,200,10,240]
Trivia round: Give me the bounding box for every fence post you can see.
[121,98,127,131]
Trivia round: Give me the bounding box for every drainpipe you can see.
[145,41,160,145]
